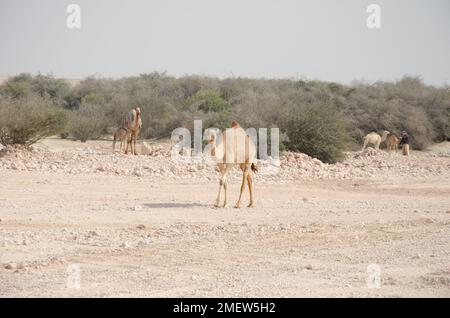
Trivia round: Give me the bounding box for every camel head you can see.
[135,107,141,115]
[231,120,240,128]
[206,129,217,144]
[381,130,390,141]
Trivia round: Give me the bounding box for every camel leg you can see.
[222,176,229,208]
[362,139,368,151]
[125,140,130,154]
[214,180,222,208]
[133,132,138,155]
[246,172,254,208]
[222,167,231,208]
[375,140,380,150]
[125,134,130,154]
[130,132,134,155]
[234,166,248,209]
[113,139,116,153]
[214,165,225,207]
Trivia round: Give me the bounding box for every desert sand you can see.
[0,139,449,297]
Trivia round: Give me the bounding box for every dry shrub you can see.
[0,97,67,146]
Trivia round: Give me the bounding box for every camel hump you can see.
[218,125,256,165]
[231,120,240,128]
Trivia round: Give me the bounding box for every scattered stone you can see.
[120,242,130,248]
[136,224,146,230]
[1,140,448,182]
[133,170,143,177]
[4,263,17,270]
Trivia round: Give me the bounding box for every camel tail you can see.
[251,163,258,173]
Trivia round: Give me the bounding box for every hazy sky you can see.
[0,0,449,85]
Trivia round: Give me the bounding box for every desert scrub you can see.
[0,97,67,146]
[68,104,108,142]
[2,73,449,150]
[282,103,350,163]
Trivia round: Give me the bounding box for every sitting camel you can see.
[362,131,389,151]
[385,132,400,153]
[121,107,142,155]
[112,127,128,153]
[207,121,258,208]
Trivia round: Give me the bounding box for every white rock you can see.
[4,263,16,270]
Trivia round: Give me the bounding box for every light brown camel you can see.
[207,121,258,208]
[112,127,128,153]
[362,130,389,151]
[386,132,400,153]
[122,107,142,155]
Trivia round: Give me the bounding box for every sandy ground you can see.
[0,139,449,297]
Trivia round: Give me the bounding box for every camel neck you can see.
[210,143,216,157]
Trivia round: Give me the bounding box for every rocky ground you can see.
[0,138,449,297]
[1,138,448,181]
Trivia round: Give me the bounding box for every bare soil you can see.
[0,139,449,297]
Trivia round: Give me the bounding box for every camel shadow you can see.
[143,202,208,209]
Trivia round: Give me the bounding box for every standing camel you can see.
[112,127,128,153]
[362,131,389,151]
[207,121,258,208]
[122,107,142,155]
[385,132,400,153]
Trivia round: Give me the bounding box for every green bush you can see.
[0,73,71,105]
[1,81,30,99]
[68,104,108,142]
[282,103,350,163]
[0,97,67,146]
[1,74,449,154]
[191,89,229,113]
